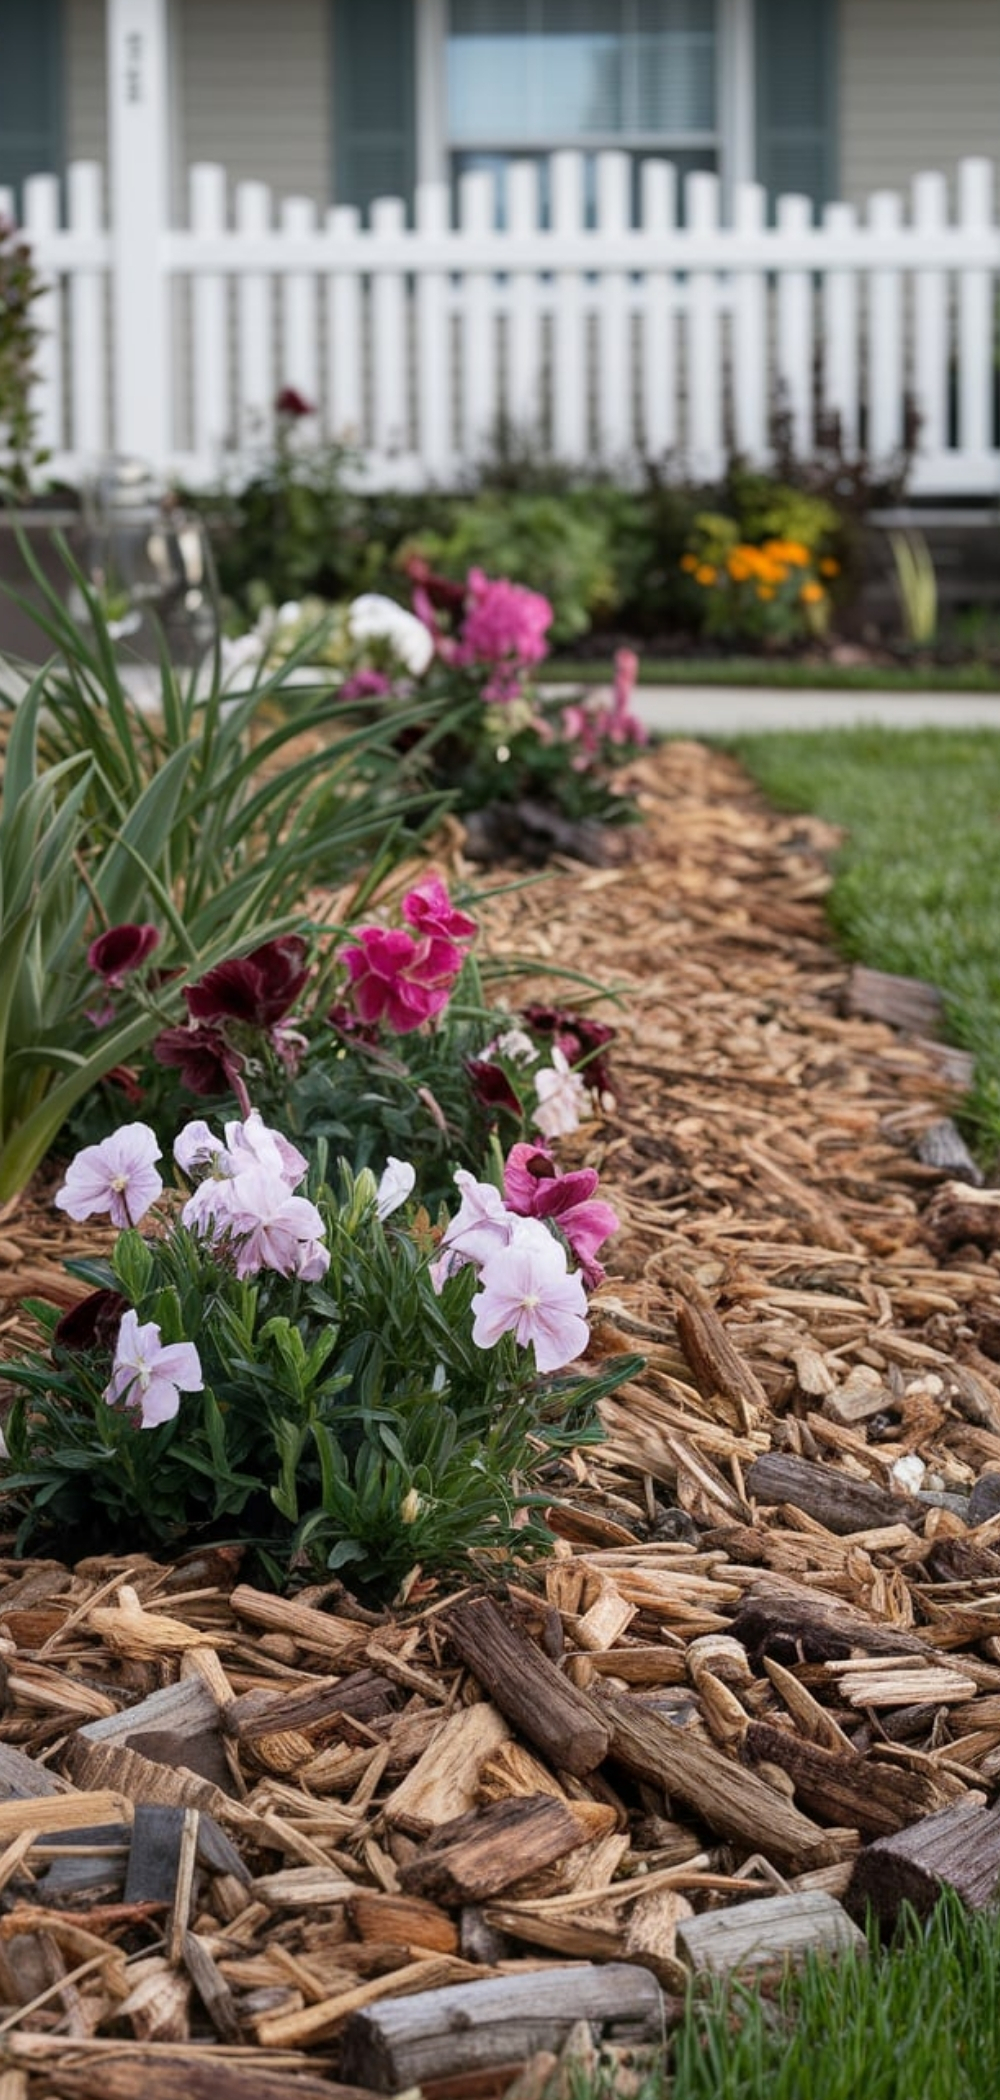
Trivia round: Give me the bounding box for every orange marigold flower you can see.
[819,557,840,577]
[680,553,699,572]
[756,585,776,601]
[800,580,826,605]
[694,563,718,586]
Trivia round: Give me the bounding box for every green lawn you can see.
[725,726,1000,1159]
[556,658,1000,692]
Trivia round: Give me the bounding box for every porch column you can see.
[107,0,170,463]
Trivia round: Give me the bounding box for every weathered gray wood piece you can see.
[745,1453,924,1534]
[678,1891,866,1977]
[338,1964,665,2090]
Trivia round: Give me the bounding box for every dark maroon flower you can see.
[275,384,315,418]
[87,922,161,987]
[465,1058,523,1118]
[104,1064,144,1105]
[400,553,467,614]
[53,1288,128,1358]
[326,1002,380,1046]
[185,937,309,1030]
[520,1003,616,1099]
[153,1021,240,1098]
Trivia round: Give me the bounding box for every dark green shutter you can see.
[333,0,416,218]
[0,0,63,206]
[755,0,838,215]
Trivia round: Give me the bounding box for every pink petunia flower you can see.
[338,925,460,1034]
[470,1219,590,1373]
[401,874,477,952]
[104,1309,203,1429]
[55,1125,163,1229]
[87,922,161,987]
[503,1142,619,1288]
[177,1112,308,1236]
[376,1157,416,1220]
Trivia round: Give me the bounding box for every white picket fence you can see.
[3,151,1000,496]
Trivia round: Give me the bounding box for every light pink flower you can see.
[533,1048,588,1140]
[55,1126,163,1229]
[471,1219,589,1373]
[430,1170,515,1289]
[223,1110,308,1188]
[503,1142,619,1288]
[104,1309,203,1428]
[213,1165,330,1281]
[174,1119,227,1178]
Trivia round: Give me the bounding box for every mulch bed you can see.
[2,739,1000,2096]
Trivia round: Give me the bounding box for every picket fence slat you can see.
[5,151,1000,497]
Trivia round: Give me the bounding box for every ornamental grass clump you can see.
[0,1109,638,1598]
[0,536,451,1199]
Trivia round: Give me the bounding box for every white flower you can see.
[492,1028,539,1066]
[533,1047,588,1140]
[376,1157,416,1220]
[347,593,434,677]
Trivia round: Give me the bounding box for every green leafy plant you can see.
[0,1113,639,1598]
[399,492,620,644]
[0,218,47,497]
[0,536,451,1197]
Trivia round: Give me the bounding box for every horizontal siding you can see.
[841,0,1000,205]
[177,0,331,210]
[64,0,106,165]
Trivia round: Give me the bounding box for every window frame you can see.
[416,0,756,201]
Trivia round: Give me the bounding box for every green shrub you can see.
[398,492,620,644]
[0,219,47,497]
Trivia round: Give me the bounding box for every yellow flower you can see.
[694,563,718,586]
[800,580,826,605]
[819,557,840,577]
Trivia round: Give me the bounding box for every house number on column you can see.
[126,31,144,104]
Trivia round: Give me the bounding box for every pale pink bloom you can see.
[376,1157,416,1220]
[104,1309,203,1428]
[56,1125,163,1229]
[214,1165,330,1281]
[430,1170,515,1289]
[471,1219,589,1373]
[223,1110,308,1189]
[174,1119,227,1177]
[503,1141,619,1288]
[608,646,646,743]
[533,1048,588,1139]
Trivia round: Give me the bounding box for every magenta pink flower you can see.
[338,925,459,1034]
[402,874,477,951]
[104,1309,203,1428]
[503,1142,619,1287]
[87,922,161,987]
[339,668,394,702]
[455,568,553,701]
[470,1219,589,1372]
[55,1125,163,1229]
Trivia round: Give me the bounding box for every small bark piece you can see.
[399,1796,588,1905]
[443,1598,611,1777]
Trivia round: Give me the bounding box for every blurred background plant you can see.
[0,220,47,499]
[889,526,938,648]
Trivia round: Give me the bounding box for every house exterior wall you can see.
[58,1,1000,221]
[64,0,107,165]
[840,0,1000,205]
[176,0,331,206]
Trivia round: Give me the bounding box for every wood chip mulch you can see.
[2,737,1000,2097]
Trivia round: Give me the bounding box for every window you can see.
[445,0,719,220]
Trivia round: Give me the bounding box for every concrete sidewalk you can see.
[629,686,1000,737]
